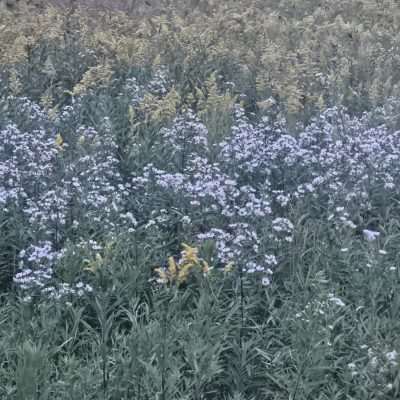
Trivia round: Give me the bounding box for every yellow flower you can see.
[55,133,64,149]
[224,262,234,273]
[181,243,199,264]
[155,244,211,286]
[177,263,192,284]
[168,256,177,277]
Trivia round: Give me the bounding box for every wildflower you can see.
[176,265,189,283]
[168,256,177,276]
[181,243,199,264]
[344,220,357,229]
[155,244,211,286]
[85,284,93,293]
[347,363,358,377]
[181,215,191,225]
[386,350,398,365]
[363,229,380,241]
[261,276,271,286]
[327,294,345,307]
[55,133,64,149]
[224,262,234,273]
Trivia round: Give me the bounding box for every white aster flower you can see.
[261,276,271,286]
[363,229,380,242]
[386,350,398,365]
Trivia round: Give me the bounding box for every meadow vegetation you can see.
[0,1,400,399]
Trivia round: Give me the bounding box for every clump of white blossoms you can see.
[3,71,400,299]
[362,229,380,242]
[386,350,398,366]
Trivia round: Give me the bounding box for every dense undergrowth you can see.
[0,1,400,399]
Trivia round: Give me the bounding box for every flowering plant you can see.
[154,243,211,286]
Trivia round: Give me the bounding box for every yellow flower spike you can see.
[55,133,64,149]
[181,243,199,264]
[177,263,193,284]
[177,270,189,284]
[155,244,209,286]
[168,256,177,277]
[224,262,234,273]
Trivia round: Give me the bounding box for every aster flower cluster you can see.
[0,97,128,300]
[13,241,93,302]
[3,71,400,300]
[128,100,400,286]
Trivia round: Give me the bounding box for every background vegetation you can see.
[0,1,400,399]
[2,0,400,125]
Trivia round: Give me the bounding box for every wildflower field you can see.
[1,1,400,398]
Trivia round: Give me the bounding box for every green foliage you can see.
[1,221,400,399]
